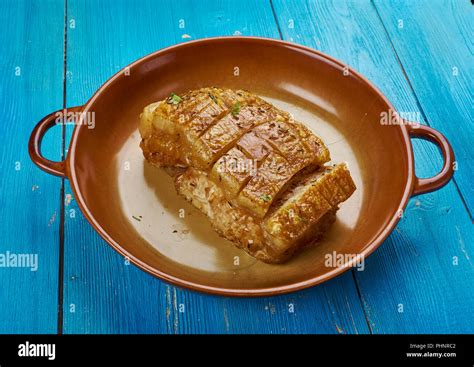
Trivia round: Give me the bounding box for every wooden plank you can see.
[0,0,64,333]
[62,0,369,334]
[272,0,474,333]
[373,0,474,214]
[62,0,177,334]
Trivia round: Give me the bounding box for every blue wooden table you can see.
[1,0,472,334]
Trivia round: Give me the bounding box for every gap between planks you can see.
[57,0,69,335]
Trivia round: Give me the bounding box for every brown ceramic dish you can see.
[29,37,454,296]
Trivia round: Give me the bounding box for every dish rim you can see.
[68,36,414,296]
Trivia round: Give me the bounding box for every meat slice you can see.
[191,103,282,170]
[139,87,355,263]
[175,163,355,263]
[237,151,294,217]
[236,131,273,162]
[210,147,255,198]
[263,163,355,256]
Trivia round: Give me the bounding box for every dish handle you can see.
[28,106,83,178]
[406,122,455,196]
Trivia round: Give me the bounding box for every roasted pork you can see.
[139,87,355,263]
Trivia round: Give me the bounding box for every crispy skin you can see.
[140,87,355,263]
[263,164,355,255]
[175,164,353,263]
[140,88,330,215]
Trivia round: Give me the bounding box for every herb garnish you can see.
[167,92,182,105]
[208,92,219,104]
[294,215,307,223]
[231,102,241,117]
[260,194,272,202]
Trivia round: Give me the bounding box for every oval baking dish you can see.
[29,37,454,296]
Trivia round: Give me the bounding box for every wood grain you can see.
[272,0,474,333]
[0,0,64,333]
[3,0,471,334]
[62,0,370,334]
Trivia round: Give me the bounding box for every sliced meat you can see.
[139,87,355,263]
[174,163,355,263]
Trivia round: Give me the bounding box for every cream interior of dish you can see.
[117,96,363,272]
